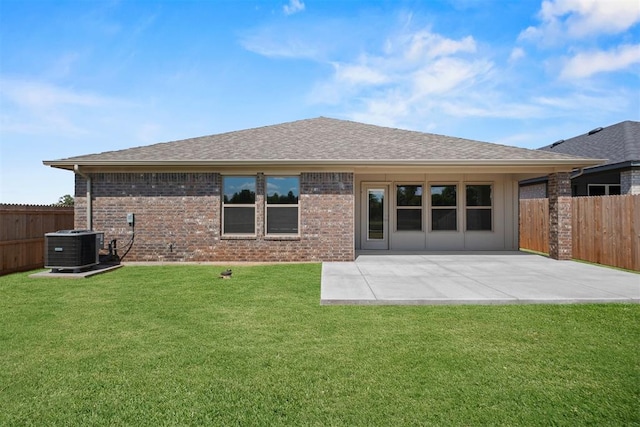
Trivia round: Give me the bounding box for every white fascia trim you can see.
[44,158,605,169]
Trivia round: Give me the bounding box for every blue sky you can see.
[1,0,638,204]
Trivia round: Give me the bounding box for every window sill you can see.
[221,235,257,240]
[264,235,301,241]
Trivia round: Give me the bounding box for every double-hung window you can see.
[466,184,492,231]
[431,185,457,231]
[222,176,256,235]
[266,176,300,235]
[396,185,422,231]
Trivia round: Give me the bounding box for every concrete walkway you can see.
[321,252,639,305]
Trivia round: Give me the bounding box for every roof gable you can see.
[44,117,600,168]
[539,120,639,165]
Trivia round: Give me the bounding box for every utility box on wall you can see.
[45,230,102,272]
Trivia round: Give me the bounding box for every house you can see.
[43,117,601,262]
[520,120,640,199]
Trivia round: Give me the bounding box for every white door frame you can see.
[361,184,389,250]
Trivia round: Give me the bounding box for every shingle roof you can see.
[44,117,600,168]
[539,120,639,165]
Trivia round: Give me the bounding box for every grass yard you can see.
[1,264,638,426]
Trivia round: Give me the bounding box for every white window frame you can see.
[265,175,300,236]
[587,184,621,196]
[395,183,423,232]
[465,183,493,232]
[222,176,257,236]
[430,183,458,232]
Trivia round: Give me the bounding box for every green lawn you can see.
[1,264,638,426]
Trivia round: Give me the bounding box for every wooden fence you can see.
[0,204,74,276]
[519,198,549,254]
[519,195,640,271]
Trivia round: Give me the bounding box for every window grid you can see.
[430,184,457,231]
[396,185,423,232]
[587,184,621,196]
[465,184,492,231]
[222,176,257,236]
[265,176,300,236]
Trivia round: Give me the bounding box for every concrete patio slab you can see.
[320,263,376,301]
[321,252,639,305]
[366,275,513,301]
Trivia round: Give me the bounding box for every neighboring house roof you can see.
[520,120,639,186]
[539,120,639,169]
[44,117,601,170]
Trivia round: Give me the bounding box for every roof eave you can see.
[43,158,605,171]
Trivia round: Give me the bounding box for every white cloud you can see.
[509,47,526,63]
[543,0,640,37]
[313,29,484,96]
[560,44,640,79]
[308,28,494,126]
[250,22,491,119]
[239,23,330,60]
[333,62,388,85]
[241,38,318,59]
[531,90,631,116]
[48,52,82,79]
[0,110,86,135]
[403,31,476,61]
[0,78,127,135]
[438,99,545,119]
[0,78,112,110]
[283,0,305,16]
[412,57,492,96]
[348,95,410,128]
[243,9,637,139]
[520,0,640,43]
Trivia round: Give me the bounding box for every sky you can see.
[0,0,638,204]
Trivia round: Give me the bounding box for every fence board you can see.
[0,205,74,276]
[519,198,548,254]
[520,195,639,271]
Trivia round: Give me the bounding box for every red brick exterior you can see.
[548,172,572,260]
[74,172,354,262]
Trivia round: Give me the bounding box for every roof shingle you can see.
[46,117,598,166]
[539,120,639,165]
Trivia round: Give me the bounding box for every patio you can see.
[321,251,640,305]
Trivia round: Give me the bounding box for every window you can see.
[266,176,300,235]
[396,185,422,231]
[466,184,492,231]
[368,189,385,240]
[588,184,621,196]
[222,176,256,235]
[431,185,457,231]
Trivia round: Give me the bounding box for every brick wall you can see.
[75,172,354,262]
[519,182,546,199]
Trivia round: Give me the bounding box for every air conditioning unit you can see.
[45,230,103,272]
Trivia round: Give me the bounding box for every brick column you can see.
[548,172,572,260]
[256,173,265,238]
[621,169,640,195]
